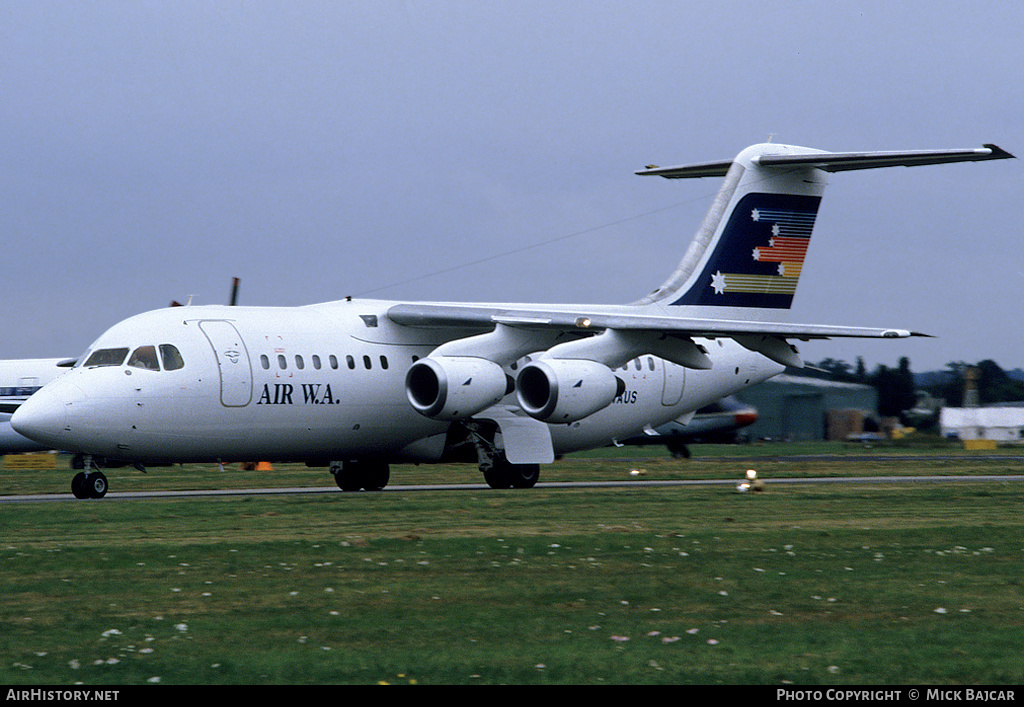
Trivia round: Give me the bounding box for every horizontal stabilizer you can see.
[637,144,1014,178]
[756,144,1015,172]
[636,159,733,179]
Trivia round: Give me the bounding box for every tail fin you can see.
[635,143,1013,316]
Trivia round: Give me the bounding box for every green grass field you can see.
[2,442,1023,685]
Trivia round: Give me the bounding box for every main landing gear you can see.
[330,460,390,492]
[457,420,541,489]
[481,454,540,489]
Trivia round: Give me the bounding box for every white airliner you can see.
[11,142,1013,498]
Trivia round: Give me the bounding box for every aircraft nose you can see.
[10,382,80,447]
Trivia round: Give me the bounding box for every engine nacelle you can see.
[516,359,624,423]
[406,356,512,421]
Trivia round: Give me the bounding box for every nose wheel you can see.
[71,470,108,499]
[70,454,109,499]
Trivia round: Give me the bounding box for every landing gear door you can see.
[199,320,253,407]
[485,408,555,464]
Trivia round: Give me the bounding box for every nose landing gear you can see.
[70,470,108,498]
[69,455,108,499]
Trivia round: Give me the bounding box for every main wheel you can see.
[331,462,362,492]
[483,456,540,489]
[509,463,540,489]
[332,461,390,492]
[362,462,390,492]
[483,464,512,489]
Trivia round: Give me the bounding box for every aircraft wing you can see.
[386,302,924,340]
[387,302,924,370]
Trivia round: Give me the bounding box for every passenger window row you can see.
[259,353,391,372]
[0,386,42,397]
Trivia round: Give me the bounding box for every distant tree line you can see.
[923,360,1024,408]
[808,355,915,417]
[799,356,1024,430]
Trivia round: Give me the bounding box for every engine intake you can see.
[516,359,624,423]
[406,356,512,421]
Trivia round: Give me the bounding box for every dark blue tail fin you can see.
[669,190,821,309]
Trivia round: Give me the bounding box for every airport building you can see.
[735,373,879,442]
[939,406,1024,444]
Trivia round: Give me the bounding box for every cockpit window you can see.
[128,345,160,371]
[83,348,129,368]
[160,344,185,371]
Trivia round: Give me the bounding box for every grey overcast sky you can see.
[2,1,1021,372]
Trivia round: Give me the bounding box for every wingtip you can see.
[982,144,1015,160]
[882,329,934,339]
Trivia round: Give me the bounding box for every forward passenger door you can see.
[199,320,253,407]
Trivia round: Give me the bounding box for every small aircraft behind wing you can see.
[0,358,73,454]
[11,141,1013,498]
[620,396,759,458]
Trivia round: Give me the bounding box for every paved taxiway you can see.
[3,474,1023,504]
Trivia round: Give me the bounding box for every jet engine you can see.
[406,356,512,421]
[515,359,625,423]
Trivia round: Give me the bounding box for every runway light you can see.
[629,468,646,477]
[739,469,765,493]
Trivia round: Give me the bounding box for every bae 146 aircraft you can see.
[11,142,1013,498]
